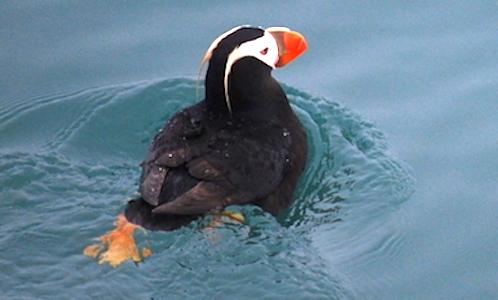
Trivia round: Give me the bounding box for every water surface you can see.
[1,1,497,299]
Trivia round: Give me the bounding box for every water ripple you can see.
[0,78,415,299]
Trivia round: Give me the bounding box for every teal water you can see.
[1,2,497,299]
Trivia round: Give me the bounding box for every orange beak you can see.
[267,27,308,68]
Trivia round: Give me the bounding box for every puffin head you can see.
[202,25,308,114]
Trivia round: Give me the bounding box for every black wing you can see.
[140,104,205,206]
[140,104,291,215]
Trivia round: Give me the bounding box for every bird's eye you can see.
[260,47,269,55]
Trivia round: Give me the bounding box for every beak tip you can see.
[299,39,308,54]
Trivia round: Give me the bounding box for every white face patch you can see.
[223,31,279,113]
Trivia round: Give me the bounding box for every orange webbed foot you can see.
[84,214,152,267]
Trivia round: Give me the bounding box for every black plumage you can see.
[125,27,307,230]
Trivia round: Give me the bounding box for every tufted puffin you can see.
[123,26,308,231]
[84,26,308,266]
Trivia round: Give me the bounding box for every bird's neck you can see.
[204,58,229,113]
[204,57,291,120]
